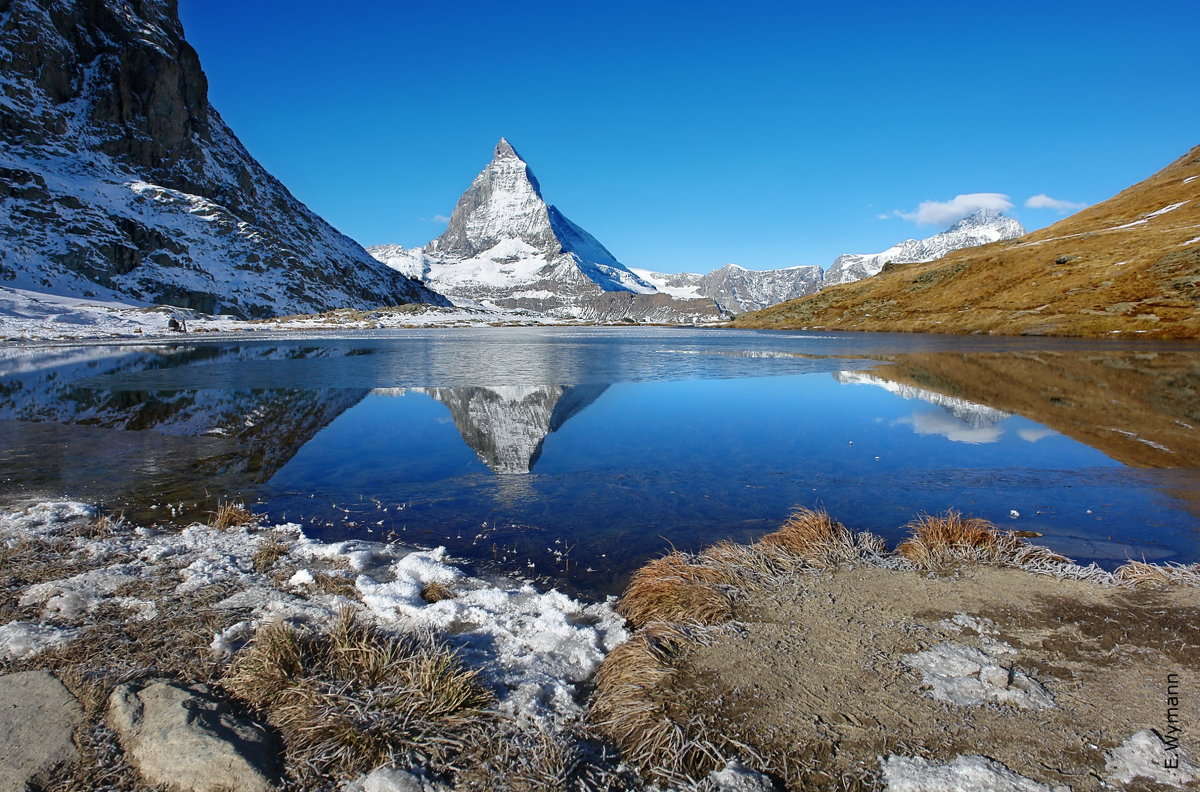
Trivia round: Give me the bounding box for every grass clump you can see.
[616,551,735,629]
[757,507,884,567]
[1115,560,1200,588]
[222,609,492,783]
[252,536,289,573]
[591,622,726,785]
[897,510,1068,571]
[421,580,457,603]
[210,500,257,531]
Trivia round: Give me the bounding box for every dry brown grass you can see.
[1115,560,1200,588]
[209,500,257,531]
[252,536,289,574]
[897,511,1068,571]
[757,507,885,567]
[591,622,728,785]
[421,580,457,603]
[222,609,492,784]
[616,552,736,629]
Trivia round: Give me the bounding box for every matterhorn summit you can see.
[370,140,728,322]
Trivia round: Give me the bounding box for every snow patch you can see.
[0,620,80,659]
[882,755,1067,792]
[1105,729,1198,788]
[1145,200,1189,218]
[903,642,1054,709]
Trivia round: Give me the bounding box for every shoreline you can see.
[2,501,1198,790]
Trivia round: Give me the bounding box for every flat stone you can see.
[107,680,280,792]
[0,670,83,792]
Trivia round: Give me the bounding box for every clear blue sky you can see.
[179,0,1199,274]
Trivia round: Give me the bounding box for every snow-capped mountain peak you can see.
[822,209,1025,288]
[370,140,728,322]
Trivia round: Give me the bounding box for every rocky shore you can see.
[2,502,1197,791]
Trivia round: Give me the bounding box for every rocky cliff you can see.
[0,0,447,317]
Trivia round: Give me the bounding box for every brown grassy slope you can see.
[733,144,1200,337]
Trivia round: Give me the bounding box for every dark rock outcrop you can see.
[0,0,448,316]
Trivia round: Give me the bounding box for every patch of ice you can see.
[19,563,145,620]
[903,642,1054,709]
[287,569,315,587]
[358,554,628,722]
[0,501,94,540]
[343,767,447,792]
[1105,729,1198,788]
[0,620,80,659]
[1185,175,1198,184]
[1180,237,1200,246]
[882,754,1067,792]
[702,759,780,791]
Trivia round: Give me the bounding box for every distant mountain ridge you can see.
[630,210,1022,314]
[732,145,1200,337]
[822,209,1026,287]
[369,140,729,323]
[0,0,446,317]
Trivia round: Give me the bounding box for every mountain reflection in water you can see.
[0,330,1197,595]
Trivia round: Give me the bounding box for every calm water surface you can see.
[2,328,1197,595]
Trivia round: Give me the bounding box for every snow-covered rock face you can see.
[369,140,729,323]
[822,209,1025,288]
[0,0,447,318]
[634,263,824,314]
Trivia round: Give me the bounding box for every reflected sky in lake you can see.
[1,328,1197,595]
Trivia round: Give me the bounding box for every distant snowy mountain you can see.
[0,0,446,317]
[369,140,728,323]
[633,263,824,314]
[822,210,1025,288]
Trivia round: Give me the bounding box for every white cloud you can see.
[1025,194,1088,212]
[1018,426,1058,443]
[876,213,891,220]
[431,214,452,223]
[896,411,1003,444]
[897,193,1013,226]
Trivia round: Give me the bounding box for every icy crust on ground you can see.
[881,755,1068,792]
[903,641,1054,709]
[1105,729,1199,788]
[0,501,628,726]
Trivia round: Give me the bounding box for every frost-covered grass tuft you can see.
[897,510,1068,571]
[757,507,887,567]
[1115,559,1200,588]
[616,552,735,629]
[591,622,727,785]
[251,536,290,573]
[420,580,457,603]
[209,500,257,531]
[222,608,493,783]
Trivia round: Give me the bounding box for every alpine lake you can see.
[2,327,1198,597]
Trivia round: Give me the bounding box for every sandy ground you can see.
[665,563,1199,790]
